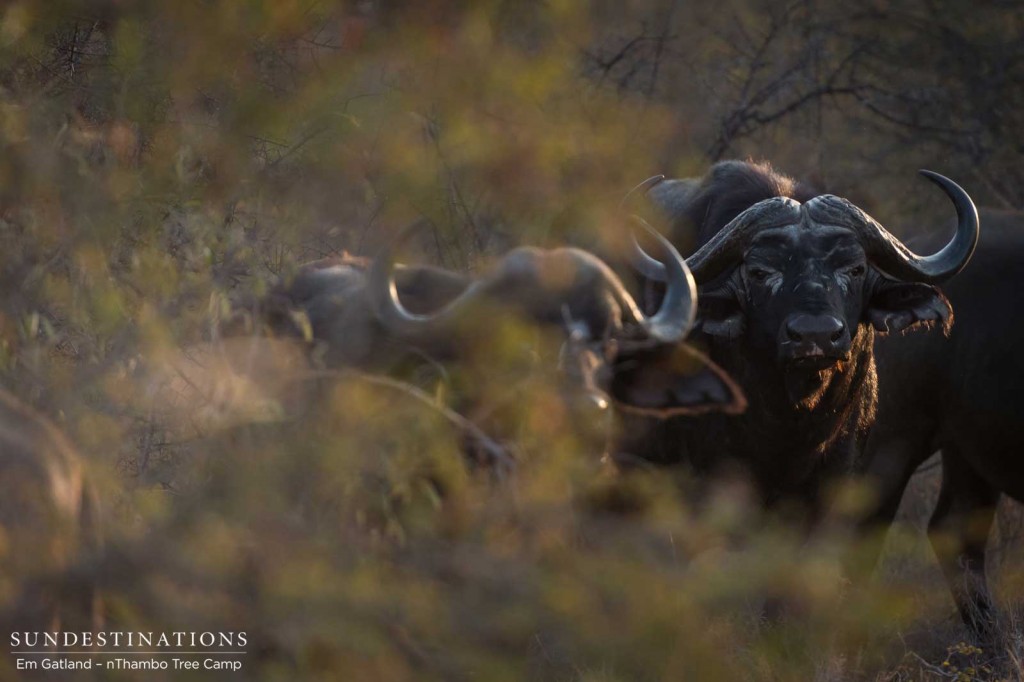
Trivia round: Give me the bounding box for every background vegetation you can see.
[1,0,1022,679]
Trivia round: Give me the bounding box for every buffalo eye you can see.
[746,266,771,282]
[847,264,866,277]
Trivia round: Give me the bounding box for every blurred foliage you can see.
[0,0,1022,680]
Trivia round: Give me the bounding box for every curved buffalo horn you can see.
[367,222,487,338]
[631,196,801,283]
[618,175,665,211]
[626,216,697,342]
[635,171,979,285]
[808,170,979,284]
[630,230,672,282]
[621,175,673,281]
[370,219,697,345]
[684,196,803,281]
[612,176,698,342]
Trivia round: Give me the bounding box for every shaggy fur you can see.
[649,160,819,249]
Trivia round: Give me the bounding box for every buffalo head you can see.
[368,221,744,422]
[634,170,978,406]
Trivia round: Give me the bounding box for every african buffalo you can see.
[863,209,1024,635]
[272,223,745,444]
[0,388,101,631]
[624,160,978,520]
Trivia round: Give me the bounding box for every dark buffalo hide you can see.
[863,208,1024,635]
[620,160,978,523]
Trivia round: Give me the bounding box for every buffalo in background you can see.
[863,208,1024,635]
[213,220,745,465]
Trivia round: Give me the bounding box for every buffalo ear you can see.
[696,290,745,340]
[867,280,953,335]
[609,343,746,418]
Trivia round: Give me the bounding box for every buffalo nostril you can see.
[785,315,845,348]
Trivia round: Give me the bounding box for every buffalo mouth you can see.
[784,352,848,372]
[782,353,849,410]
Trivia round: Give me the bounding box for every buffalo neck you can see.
[693,324,878,507]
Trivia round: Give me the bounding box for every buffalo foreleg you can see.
[928,446,1000,637]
